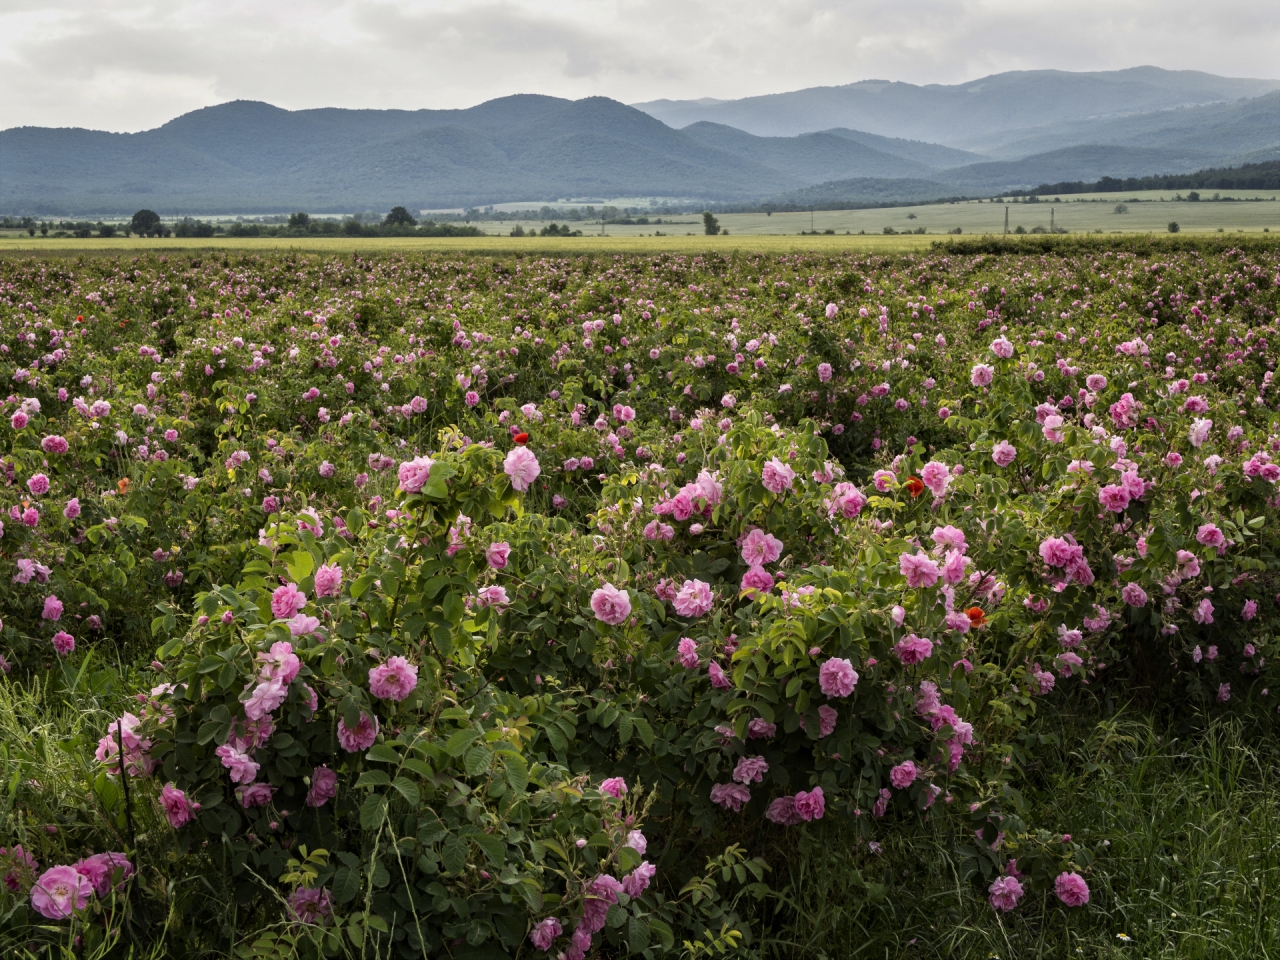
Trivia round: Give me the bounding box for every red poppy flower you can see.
[905,476,925,497]
[513,432,529,445]
[966,606,987,627]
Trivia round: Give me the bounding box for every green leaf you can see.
[442,592,465,624]
[616,845,642,874]
[443,728,481,757]
[350,574,377,599]
[441,834,468,875]
[332,865,361,904]
[632,717,654,748]
[464,745,494,777]
[286,549,314,582]
[365,743,402,764]
[356,770,391,788]
[391,777,420,807]
[402,757,434,779]
[503,754,528,794]
[648,918,675,950]
[627,916,650,952]
[472,833,505,867]
[360,794,389,830]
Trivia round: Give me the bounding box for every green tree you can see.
[288,212,311,230]
[702,211,720,235]
[131,209,161,236]
[383,206,417,228]
[1168,221,1180,233]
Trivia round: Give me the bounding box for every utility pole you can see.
[1051,207,1055,232]
[1004,205,1009,235]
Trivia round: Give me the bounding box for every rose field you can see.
[2,235,1280,959]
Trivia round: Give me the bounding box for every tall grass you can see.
[4,668,1279,958]
[752,708,1280,959]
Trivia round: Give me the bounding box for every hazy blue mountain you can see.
[935,144,1217,192]
[969,91,1280,159]
[4,75,1277,216]
[632,67,1280,144]
[818,129,984,168]
[2,97,801,213]
[678,122,938,181]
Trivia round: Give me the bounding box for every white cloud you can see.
[1,0,1277,131]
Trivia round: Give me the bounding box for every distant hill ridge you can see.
[2,67,1277,215]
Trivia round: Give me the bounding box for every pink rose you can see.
[761,457,796,494]
[369,656,419,701]
[899,552,941,588]
[740,528,784,566]
[818,658,858,698]
[397,456,433,493]
[307,766,338,807]
[740,565,774,595]
[271,582,307,619]
[893,634,934,665]
[988,875,1024,912]
[1054,871,1090,907]
[590,583,631,625]
[673,579,714,618]
[733,756,769,784]
[991,440,1017,467]
[793,786,825,821]
[485,541,511,569]
[599,777,628,798]
[30,865,94,918]
[337,713,379,752]
[889,760,917,789]
[710,782,751,811]
[160,784,194,828]
[314,563,343,598]
[504,446,541,492]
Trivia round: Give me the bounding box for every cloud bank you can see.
[2,0,1278,132]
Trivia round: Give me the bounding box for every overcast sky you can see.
[3,0,1278,132]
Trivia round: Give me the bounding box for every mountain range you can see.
[2,67,1277,215]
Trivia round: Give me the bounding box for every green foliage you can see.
[0,244,1278,957]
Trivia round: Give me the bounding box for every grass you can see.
[750,707,1280,959]
[6,661,1278,958]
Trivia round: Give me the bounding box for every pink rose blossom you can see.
[740,528,784,566]
[709,661,732,689]
[710,782,751,811]
[599,777,627,798]
[677,637,699,669]
[733,756,769,784]
[673,579,714,618]
[42,595,63,620]
[740,565,774,595]
[215,744,260,784]
[314,563,343,598]
[271,582,307,619]
[504,446,541,492]
[818,658,858,698]
[30,865,94,919]
[1195,523,1225,548]
[530,917,562,951]
[893,634,934,665]
[988,875,1024,912]
[920,461,951,498]
[761,457,796,494]
[485,542,511,569]
[991,440,1017,467]
[337,713,379,752]
[369,656,419,701]
[160,784,194,828]
[1054,872,1090,907]
[889,760,917,790]
[397,456,433,493]
[307,766,338,807]
[899,552,941,588]
[590,583,632,625]
[793,786,825,821]
[51,631,75,656]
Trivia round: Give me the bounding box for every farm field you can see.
[1,239,1279,959]
[3,196,1278,254]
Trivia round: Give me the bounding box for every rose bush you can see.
[0,238,1277,955]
